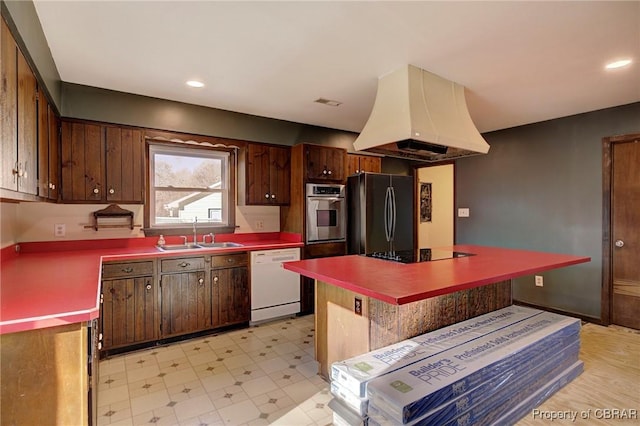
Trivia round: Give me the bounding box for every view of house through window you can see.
[148,143,230,228]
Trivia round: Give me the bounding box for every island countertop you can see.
[282,245,590,305]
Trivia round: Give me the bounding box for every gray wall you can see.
[455,102,640,319]
[1,0,61,110]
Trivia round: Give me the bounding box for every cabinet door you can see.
[324,147,345,181]
[305,145,345,181]
[37,89,49,197]
[359,155,381,173]
[47,106,60,200]
[212,266,249,327]
[102,276,157,350]
[61,121,104,201]
[246,143,271,204]
[305,144,326,180]
[160,271,211,337]
[16,49,37,195]
[0,19,18,191]
[105,126,144,202]
[347,154,360,176]
[269,146,290,204]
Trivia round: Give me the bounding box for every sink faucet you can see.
[193,217,198,245]
[179,236,188,246]
[203,233,215,244]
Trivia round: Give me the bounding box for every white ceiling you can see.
[33,1,639,134]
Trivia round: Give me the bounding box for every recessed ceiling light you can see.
[186,80,205,88]
[605,59,632,70]
[314,98,342,107]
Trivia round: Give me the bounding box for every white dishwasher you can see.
[250,248,301,323]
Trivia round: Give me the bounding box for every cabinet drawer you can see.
[161,257,206,273]
[211,253,248,268]
[102,261,154,278]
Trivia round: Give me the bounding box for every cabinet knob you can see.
[146,284,152,290]
[265,193,270,199]
[615,240,625,248]
[93,188,99,194]
[179,262,190,268]
[271,194,276,199]
[322,169,327,175]
[198,278,204,285]
[109,188,115,194]
[122,267,134,273]
[227,258,234,263]
[51,184,56,190]
[214,276,219,282]
[17,163,24,178]
[327,170,332,175]
[98,342,102,350]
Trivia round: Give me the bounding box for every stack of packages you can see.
[328,305,581,426]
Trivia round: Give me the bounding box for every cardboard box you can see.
[331,305,543,397]
[366,312,580,424]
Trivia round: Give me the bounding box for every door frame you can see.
[601,132,640,325]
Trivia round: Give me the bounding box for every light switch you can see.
[458,208,470,217]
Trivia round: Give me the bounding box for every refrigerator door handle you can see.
[390,186,397,242]
[384,187,392,242]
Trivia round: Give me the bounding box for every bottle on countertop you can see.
[157,235,166,246]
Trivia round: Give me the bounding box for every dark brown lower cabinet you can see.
[102,276,157,349]
[212,254,250,327]
[101,260,157,351]
[160,271,211,338]
[101,254,251,355]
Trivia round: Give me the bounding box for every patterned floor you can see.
[97,315,333,426]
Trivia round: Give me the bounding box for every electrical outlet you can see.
[458,208,470,217]
[255,220,264,230]
[535,275,544,287]
[54,223,66,237]
[354,297,362,316]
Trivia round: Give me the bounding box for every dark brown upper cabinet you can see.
[304,143,347,182]
[347,153,382,176]
[61,119,144,203]
[1,18,38,196]
[37,92,60,200]
[238,142,291,205]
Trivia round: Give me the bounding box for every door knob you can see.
[615,240,624,248]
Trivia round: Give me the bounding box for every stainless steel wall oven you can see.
[305,183,346,244]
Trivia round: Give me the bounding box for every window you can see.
[147,142,235,233]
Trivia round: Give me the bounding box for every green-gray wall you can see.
[455,102,640,320]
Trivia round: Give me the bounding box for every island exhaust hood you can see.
[353,65,490,162]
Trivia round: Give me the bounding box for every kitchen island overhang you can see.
[282,245,590,378]
[283,245,591,305]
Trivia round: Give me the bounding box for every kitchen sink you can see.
[156,242,244,251]
[197,242,244,248]
[156,244,203,251]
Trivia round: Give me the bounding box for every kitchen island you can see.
[283,245,590,378]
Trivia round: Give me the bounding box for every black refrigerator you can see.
[347,172,415,254]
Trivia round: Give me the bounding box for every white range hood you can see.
[353,65,490,162]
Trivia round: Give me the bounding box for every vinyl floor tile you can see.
[99,315,331,425]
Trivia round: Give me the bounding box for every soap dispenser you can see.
[157,235,166,246]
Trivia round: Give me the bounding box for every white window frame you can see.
[148,143,231,230]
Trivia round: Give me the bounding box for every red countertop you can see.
[283,245,590,305]
[0,232,303,335]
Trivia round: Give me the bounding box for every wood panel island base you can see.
[282,245,590,379]
[316,279,511,378]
